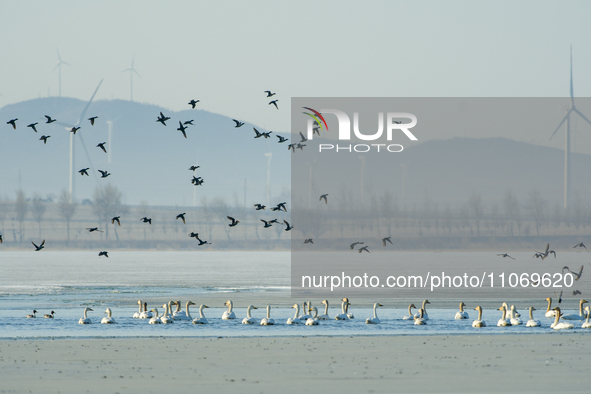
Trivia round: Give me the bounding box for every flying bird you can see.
[196,235,211,246]
[276,135,288,143]
[70,126,80,134]
[79,168,90,176]
[7,119,17,129]
[98,251,109,258]
[288,143,297,152]
[96,142,107,153]
[86,227,103,233]
[532,252,545,259]
[44,115,56,124]
[496,253,515,260]
[191,176,204,186]
[264,91,276,97]
[140,217,152,225]
[358,246,370,253]
[271,206,282,212]
[189,165,200,171]
[32,240,45,251]
[98,170,110,178]
[111,216,121,226]
[253,128,264,138]
[544,243,556,258]
[227,216,239,227]
[382,237,393,247]
[563,265,584,281]
[304,238,314,244]
[299,132,308,142]
[183,120,194,125]
[27,123,38,132]
[262,131,272,138]
[283,220,293,231]
[88,116,98,125]
[260,219,273,228]
[254,204,266,211]
[276,202,287,212]
[573,242,588,251]
[177,121,188,138]
[350,242,364,250]
[573,290,582,296]
[40,135,50,144]
[189,232,199,239]
[269,100,279,109]
[319,194,329,204]
[176,213,186,224]
[188,99,200,108]
[233,119,244,128]
[554,290,563,304]
[0,234,3,243]
[296,143,306,150]
[156,112,170,126]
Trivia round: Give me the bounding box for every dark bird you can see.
[189,232,199,239]
[271,206,282,212]
[254,204,266,211]
[86,227,103,233]
[253,127,264,138]
[260,219,273,228]
[269,100,279,109]
[111,216,121,226]
[288,143,297,152]
[79,168,90,176]
[554,290,563,304]
[0,234,3,243]
[70,126,80,134]
[296,143,306,150]
[496,253,515,260]
[44,115,56,124]
[32,240,45,251]
[563,265,584,281]
[177,121,188,138]
[313,126,321,136]
[382,237,393,247]
[304,238,314,244]
[97,142,107,153]
[233,119,244,128]
[88,116,98,125]
[350,242,364,250]
[44,311,55,318]
[7,119,17,129]
[574,242,588,251]
[156,112,170,126]
[227,216,239,227]
[573,290,582,296]
[191,176,204,186]
[319,194,329,204]
[98,170,110,178]
[276,202,287,212]
[27,123,38,132]
[189,165,200,171]
[140,217,152,225]
[277,135,288,143]
[176,213,186,224]
[532,252,545,259]
[262,131,272,138]
[188,99,200,108]
[358,246,370,253]
[299,132,308,142]
[183,120,194,125]
[99,251,109,258]
[196,235,211,246]
[268,219,280,224]
[283,220,293,231]
[40,135,50,144]
[264,91,276,97]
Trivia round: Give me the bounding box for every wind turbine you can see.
[122,55,140,102]
[53,50,72,97]
[264,152,272,207]
[550,46,591,209]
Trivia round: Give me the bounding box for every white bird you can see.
[260,305,275,325]
[160,303,174,324]
[581,306,591,329]
[550,307,574,330]
[149,308,162,324]
[306,307,320,325]
[509,305,522,325]
[342,298,354,319]
[335,300,350,320]
[222,300,236,319]
[403,304,416,320]
[78,307,93,324]
[139,302,152,319]
[560,299,588,320]
[502,302,520,318]
[366,303,383,324]
[454,302,469,319]
[173,300,193,321]
[525,306,541,327]
[242,305,258,324]
[414,300,430,320]
[544,297,557,318]
[287,304,301,324]
[298,301,312,320]
[414,308,426,325]
[101,308,116,324]
[472,306,486,327]
[133,300,142,318]
[317,300,330,320]
[497,305,511,327]
[192,305,209,324]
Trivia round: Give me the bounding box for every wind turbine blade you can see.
[56,121,76,129]
[570,45,574,103]
[56,49,61,61]
[62,61,72,67]
[52,63,60,72]
[133,69,141,78]
[77,79,103,125]
[573,108,591,128]
[121,68,132,73]
[550,110,571,140]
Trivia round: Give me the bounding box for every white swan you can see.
[139,302,152,319]
[299,301,311,320]
[544,297,557,318]
[133,300,142,318]
[101,308,116,324]
[342,298,354,319]
[550,307,574,330]
[366,303,383,324]
[317,300,330,320]
[173,301,193,321]
[502,302,520,318]
[455,302,469,319]
[306,307,320,325]
[192,305,209,324]
[287,304,301,324]
[222,300,236,319]
[472,306,485,327]
[335,300,350,320]
[525,306,541,327]
[260,305,275,325]
[403,304,416,320]
[414,308,426,325]
[582,306,591,329]
[78,307,93,324]
[560,299,588,320]
[414,300,430,320]
[149,308,162,324]
[509,305,522,325]
[160,303,174,324]
[242,305,258,324]
[497,305,511,327]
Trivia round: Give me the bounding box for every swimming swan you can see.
[455,302,469,319]
[101,308,116,324]
[160,303,174,324]
[525,306,541,327]
[299,301,311,320]
[497,305,511,326]
[560,299,588,320]
[582,306,591,329]
[242,305,258,324]
[139,302,152,319]
[149,308,162,324]
[366,303,383,324]
[414,308,426,325]
[260,305,275,325]
[342,298,354,319]
[317,300,330,320]
[414,300,430,320]
[287,304,301,324]
[550,307,574,330]
[509,305,522,325]
[222,300,236,319]
[133,300,142,318]
[335,300,350,320]
[173,300,193,321]
[502,302,520,318]
[78,307,93,324]
[545,297,557,318]
[306,307,320,325]
[403,304,416,320]
[472,306,485,327]
[192,305,209,324]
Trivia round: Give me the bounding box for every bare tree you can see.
[212,197,231,241]
[31,193,47,239]
[92,184,124,240]
[503,191,520,237]
[15,190,27,242]
[57,190,77,242]
[523,188,547,236]
[467,192,484,236]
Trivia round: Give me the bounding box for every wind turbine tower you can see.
[53,50,71,97]
[122,55,140,102]
[265,152,272,207]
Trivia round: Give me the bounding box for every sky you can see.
[2,0,591,150]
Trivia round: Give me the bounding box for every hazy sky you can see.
[2,1,591,149]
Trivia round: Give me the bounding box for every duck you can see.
[497,305,511,327]
[317,300,330,320]
[581,306,591,329]
[560,299,588,320]
[525,307,541,327]
[550,307,574,330]
[78,307,93,324]
[286,304,301,324]
[342,298,354,319]
[26,310,37,318]
[133,300,143,318]
[192,305,209,324]
[299,301,312,320]
[222,300,236,319]
[306,307,320,325]
[174,301,194,321]
[366,303,383,324]
[455,302,469,319]
[544,297,557,318]
[509,305,522,325]
[149,308,162,324]
[260,305,275,325]
[335,300,350,320]
[139,302,152,319]
[403,304,416,320]
[472,306,486,327]
[242,305,258,324]
[44,311,55,319]
[414,300,430,320]
[414,308,427,325]
[101,308,116,324]
[160,303,174,324]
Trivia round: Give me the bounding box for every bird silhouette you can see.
[544,243,556,258]
[191,176,204,186]
[283,220,293,231]
[253,128,264,138]
[497,253,515,260]
[319,194,329,204]
[227,216,239,227]
[111,216,121,226]
[188,99,200,108]
[276,202,287,212]
[177,121,188,138]
[358,246,370,253]
[233,119,244,128]
[350,242,364,250]
[554,290,563,304]
[271,206,282,212]
[176,213,186,224]
[86,227,103,233]
[269,100,279,109]
[98,170,110,178]
[563,265,584,281]
[254,204,266,211]
[27,123,38,132]
[382,237,393,247]
[264,91,276,97]
[304,238,314,244]
[44,115,56,124]
[189,165,200,171]
[299,132,308,142]
[573,290,582,296]
[196,235,211,246]
[189,232,199,239]
[70,126,80,134]
[7,119,17,129]
[288,143,297,152]
[98,251,109,258]
[96,142,107,153]
[140,217,152,225]
[156,112,170,126]
[574,242,588,251]
[40,135,50,144]
[260,219,272,228]
[88,116,98,125]
[276,135,288,143]
[296,143,306,150]
[262,131,272,138]
[79,168,90,176]
[183,120,194,125]
[0,234,3,243]
[32,240,45,251]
